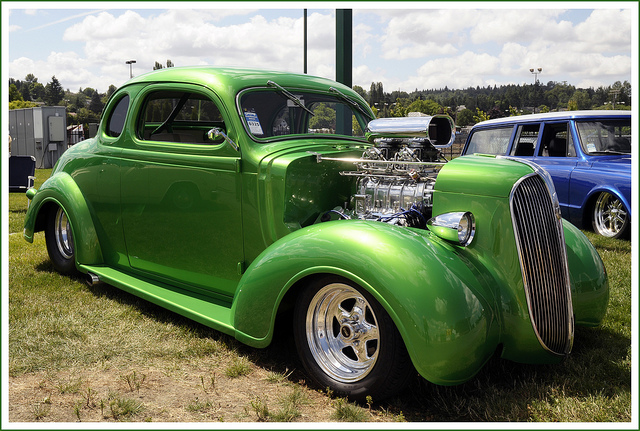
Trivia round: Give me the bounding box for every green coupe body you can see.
[24,67,608,399]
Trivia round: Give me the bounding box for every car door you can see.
[530,121,577,215]
[119,83,243,298]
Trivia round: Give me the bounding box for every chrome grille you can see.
[510,174,573,355]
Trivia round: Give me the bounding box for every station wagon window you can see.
[106,95,129,138]
[510,124,540,156]
[538,122,576,157]
[465,127,512,155]
[239,88,372,140]
[576,119,631,155]
[137,90,225,144]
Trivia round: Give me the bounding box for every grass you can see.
[6,168,633,422]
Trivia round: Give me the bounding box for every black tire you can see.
[44,206,77,275]
[592,192,630,239]
[293,275,413,401]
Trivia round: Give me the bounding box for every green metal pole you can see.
[336,9,352,135]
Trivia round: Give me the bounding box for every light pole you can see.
[530,67,542,84]
[530,67,542,113]
[126,60,136,78]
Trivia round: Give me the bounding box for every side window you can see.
[106,95,130,138]
[510,124,540,156]
[137,90,224,144]
[465,127,512,155]
[538,122,575,157]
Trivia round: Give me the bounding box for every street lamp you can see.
[530,67,542,113]
[529,67,542,84]
[126,60,136,78]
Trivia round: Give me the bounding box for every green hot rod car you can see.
[23,67,608,400]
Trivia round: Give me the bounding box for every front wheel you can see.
[592,192,629,239]
[293,276,413,401]
[45,206,77,275]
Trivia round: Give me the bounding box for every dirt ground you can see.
[7,346,406,424]
[9,363,339,423]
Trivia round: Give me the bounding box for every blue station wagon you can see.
[462,110,632,238]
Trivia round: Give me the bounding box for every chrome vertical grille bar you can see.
[510,173,574,355]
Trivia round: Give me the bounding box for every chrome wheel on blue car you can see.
[593,192,629,239]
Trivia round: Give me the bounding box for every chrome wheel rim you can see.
[594,193,627,237]
[306,283,379,383]
[54,208,74,259]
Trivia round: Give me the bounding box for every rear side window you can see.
[465,127,512,155]
[510,124,540,156]
[137,90,225,144]
[106,95,129,137]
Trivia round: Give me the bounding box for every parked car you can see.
[23,67,608,400]
[462,110,631,239]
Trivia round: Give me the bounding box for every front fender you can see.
[563,220,609,325]
[24,172,103,266]
[232,220,500,385]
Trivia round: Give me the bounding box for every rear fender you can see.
[24,172,103,266]
[232,220,500,385]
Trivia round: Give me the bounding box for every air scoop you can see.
[365,115,456,148]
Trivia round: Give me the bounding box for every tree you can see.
[30,82,46,101]
[9,83,23,102]
[106,84,117,98]
[9,100,38,110]
[456,108,474,126]
[406,99,441,116]
[89,91,104,114]
[44,76,65,105]
[352,85,367,100]
[569,89,591,110]
[309,103,335,130]
[473,108,489,124]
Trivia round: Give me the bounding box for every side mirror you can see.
[207,127,239,151]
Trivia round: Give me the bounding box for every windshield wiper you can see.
[329,86,373,121]
[267,80,314,116]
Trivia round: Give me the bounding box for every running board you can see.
[79,265,235,337]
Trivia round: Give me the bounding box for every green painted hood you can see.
[435,155,535,198]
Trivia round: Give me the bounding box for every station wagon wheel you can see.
[45,206,77,275]
[293,276,412,401]
[592,192,629,239]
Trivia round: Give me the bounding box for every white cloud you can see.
[6,6,635,93]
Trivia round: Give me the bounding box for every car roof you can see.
[472,110,631,128]
[121,66,357,99]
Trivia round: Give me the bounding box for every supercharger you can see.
[318,115,456,229]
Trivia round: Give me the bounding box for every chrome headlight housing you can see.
[427,211,476,246]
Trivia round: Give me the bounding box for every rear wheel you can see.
[293,276,413,401]
[592,192,629,239]
[45,206,77,275]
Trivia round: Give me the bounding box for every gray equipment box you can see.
[9,106,67,168]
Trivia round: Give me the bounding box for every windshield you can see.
[576,119,631,155]
[238,89,373,140]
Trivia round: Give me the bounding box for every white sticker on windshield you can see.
[244,110,264,135]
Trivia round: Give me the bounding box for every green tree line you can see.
[9,71,632,131]
[354,80,631,126]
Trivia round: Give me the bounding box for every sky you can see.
[3,1,637,96]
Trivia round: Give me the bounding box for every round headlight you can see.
[457,212,476,246]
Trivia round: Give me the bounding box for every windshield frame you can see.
[236,85,374,143]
